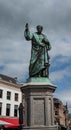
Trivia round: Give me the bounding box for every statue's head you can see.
[36,25,43,34]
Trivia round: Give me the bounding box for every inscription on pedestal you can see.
[33,98,45,125]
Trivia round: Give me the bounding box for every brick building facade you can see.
[54,98,69,127]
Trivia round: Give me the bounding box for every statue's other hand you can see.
[41,42,45,47]
[42,39,45,43]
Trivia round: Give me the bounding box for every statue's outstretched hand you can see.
[25,23,29,31]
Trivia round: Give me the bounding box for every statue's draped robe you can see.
[24,30,51,77]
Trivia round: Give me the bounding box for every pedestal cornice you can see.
[21,77,57,93]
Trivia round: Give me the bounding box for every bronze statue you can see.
[19,103,24,125]
[24,23,51,78]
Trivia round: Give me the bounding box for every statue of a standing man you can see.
[24,23,51,78]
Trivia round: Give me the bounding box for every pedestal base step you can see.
[22,126,58,130]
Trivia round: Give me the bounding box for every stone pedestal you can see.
[21,78,58,130]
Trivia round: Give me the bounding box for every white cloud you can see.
[1,62,29,81]
[50,65,71,82]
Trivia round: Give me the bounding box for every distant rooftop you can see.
[0,74,18,84]
[53,98,63,104]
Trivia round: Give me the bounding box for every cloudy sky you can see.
[0,0,71,112]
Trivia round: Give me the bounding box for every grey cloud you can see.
[0,0,71,33]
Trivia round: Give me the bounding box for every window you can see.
[55,110,59,115]
[6,104,11,116]
[0,77,2,80]
[0,102,2,115]
[0,89,3,98]
[15,93,18,101]
[14,105,18,117]
[7,91,11,100]
[55,104,59,108]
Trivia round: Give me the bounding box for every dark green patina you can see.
[24,23,51,78]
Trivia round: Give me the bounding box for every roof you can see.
[0,74,17,84]
[53,98,63,104]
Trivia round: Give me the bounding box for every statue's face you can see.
[37,26,43,34]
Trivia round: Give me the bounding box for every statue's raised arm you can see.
[25,23,29,32]
[24,23,32,40]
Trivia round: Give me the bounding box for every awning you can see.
[0,120,12,128]
[0,120,12,125]
[0,117,25,128]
